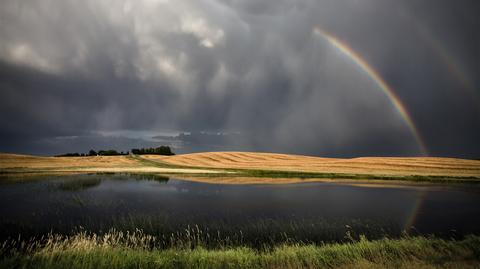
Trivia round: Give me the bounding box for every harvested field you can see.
[0,153,141,170]
[2,152,479,180]
[0,153,221,174]
[70,167,225,174]
[143,152,480,177]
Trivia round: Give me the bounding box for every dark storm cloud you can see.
[0,0,478,157]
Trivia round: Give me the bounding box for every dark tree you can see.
[55,153,81,157]
[130,146,175,156]
[97,150,120,156]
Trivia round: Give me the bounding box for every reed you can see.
[1,231,479,269]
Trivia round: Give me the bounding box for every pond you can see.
[1,174,479,248]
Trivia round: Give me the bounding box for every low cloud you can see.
[0,0,478,157]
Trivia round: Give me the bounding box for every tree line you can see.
[131,146,174,156]
[55,146,175,157]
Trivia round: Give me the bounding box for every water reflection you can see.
[0,174,479,248]
[57,177,102,191]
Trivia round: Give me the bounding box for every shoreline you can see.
[2,171,480,189]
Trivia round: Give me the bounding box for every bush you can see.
[97,150,121,156]
[55,153,81,157]
[131,146,175,156]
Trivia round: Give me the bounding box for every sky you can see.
[0,0,479,158]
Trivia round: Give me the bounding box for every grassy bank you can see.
[2,170,479,185]
[238,169,480,184]
[1,232,479,269]
[157,169,480,185]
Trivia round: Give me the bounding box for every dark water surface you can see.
[1,174,480,246]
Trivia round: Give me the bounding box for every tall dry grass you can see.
[1,231,479,269]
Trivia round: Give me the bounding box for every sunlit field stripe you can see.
[314,27,428,156]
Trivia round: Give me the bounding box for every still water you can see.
[1,174,479,245]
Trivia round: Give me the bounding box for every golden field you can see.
[145,151,480,177]
[0,153,222,174]
[1,152,480,181]
[0,153,140,169]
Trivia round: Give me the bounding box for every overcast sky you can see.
[0,0,479,158]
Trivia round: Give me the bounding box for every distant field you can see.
[144,151,480,177]
[0,153,222,174]
[0,153,140,169]
[1,152,480,182]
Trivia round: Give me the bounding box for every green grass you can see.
[1,232,479,269]
[238,169,480,184]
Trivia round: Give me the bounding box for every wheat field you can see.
[144,152,480,177]
[0,153,225,174]
[1,152,480,178]
[0,153,141,169]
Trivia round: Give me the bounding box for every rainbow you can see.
[415,25,479,108]
[403,190,428,231]
[313,27,428,156]
[397,9,479,109]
